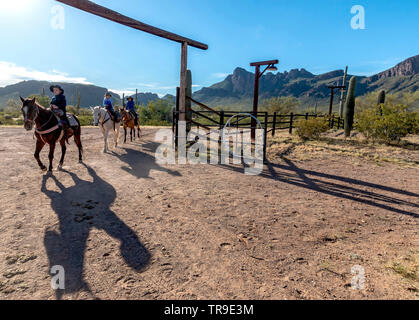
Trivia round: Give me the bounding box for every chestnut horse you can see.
[20,97,83,172]
[119,108,141,143]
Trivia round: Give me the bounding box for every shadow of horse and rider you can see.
[110,141,181,179]
[41,163,152,299]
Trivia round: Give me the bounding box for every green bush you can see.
[77,115,93,126]
[295,117,330,140]
[356,104,419,143]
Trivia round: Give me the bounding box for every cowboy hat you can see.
[50,85,64,94]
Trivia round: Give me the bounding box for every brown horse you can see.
[20,97,83,172]
[119,108,141,143]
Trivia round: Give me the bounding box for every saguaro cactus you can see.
[377,90,386,105]
[377,90,385,116]
[76,88,81,115]
[344,76,357,137]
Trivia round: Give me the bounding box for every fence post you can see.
[331,114,335,128]
[272,112,277,137]
[289,112,294,134]
[218,111,225,163]
[263,112,268,162]
[305,112,309,120]
[175,87,180,149]
[337,117,340,129]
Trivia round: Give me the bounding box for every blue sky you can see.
[0,0,418,97]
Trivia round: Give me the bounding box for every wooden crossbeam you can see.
[56,0,208,50]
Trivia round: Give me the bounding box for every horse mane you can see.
[34,101,46,110]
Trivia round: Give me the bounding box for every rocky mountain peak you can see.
[376,55,419,79]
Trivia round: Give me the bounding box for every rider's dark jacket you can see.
[51,94,68,124]
[51,94,67,112]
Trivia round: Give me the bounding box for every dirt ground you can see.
[0,126,417,300]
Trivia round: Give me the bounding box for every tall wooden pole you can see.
[179,42,188,123]
[135,89,138,106]
[252,65,260,140]
[339,66,348,118]
[328,88,335,116]
[56,0,208,50]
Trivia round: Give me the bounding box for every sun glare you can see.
[0,0,37,13]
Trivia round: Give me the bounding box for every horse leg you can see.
[130,127,133,142]
[58,139,67,170]
[114,124,120,148]
[34,139,47,171]
[48,142,56,172]
[103,127,108,153]
[124,127,127,144]
[74,131,83,163]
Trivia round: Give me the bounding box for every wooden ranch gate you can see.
[172,85,345,162]
[57,0,208,143]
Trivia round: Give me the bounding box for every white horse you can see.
[91,106,120,153]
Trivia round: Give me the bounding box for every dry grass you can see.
[387,251,419,290]
[267,130,419,168]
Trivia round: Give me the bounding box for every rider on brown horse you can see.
[50,85,70,142]
[125,96,138,126]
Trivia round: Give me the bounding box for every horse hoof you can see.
[57,164,63,170]
[79,160,83,164]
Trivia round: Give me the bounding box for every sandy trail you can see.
[0,127,417,300]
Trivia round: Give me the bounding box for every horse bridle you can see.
[98,109,111,126]
[24,103,40,127]
[25,104,56,131]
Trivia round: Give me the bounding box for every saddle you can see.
[106,110,119,122]
[50,107,79,127]
[128,110,138,125]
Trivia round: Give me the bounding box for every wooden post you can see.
[272,112,277,137]
[331,114,335,128]
[135,89,138,106]
[263,112,268,162]
[328,88,335,116]
[305,112,309,120]
[289,112,294,134]
[339,66,348,118]
[179,42,188,123]
[185,69,192,134]
[251,65,260,141]
[219,110,225,129]
[175,87,180,148]
[219,110,224,163]
[56,0,208,50]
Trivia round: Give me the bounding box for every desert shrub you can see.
[356,104,419,143]
[77,115,93,126]
[260,96,299,114]
[295,117,329,140]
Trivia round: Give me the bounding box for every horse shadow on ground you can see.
[110,141,181,179]
[216,157,419,219]
[41,163,151,299]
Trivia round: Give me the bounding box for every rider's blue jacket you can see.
[126,100,135,112]
[103,98,114,112]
